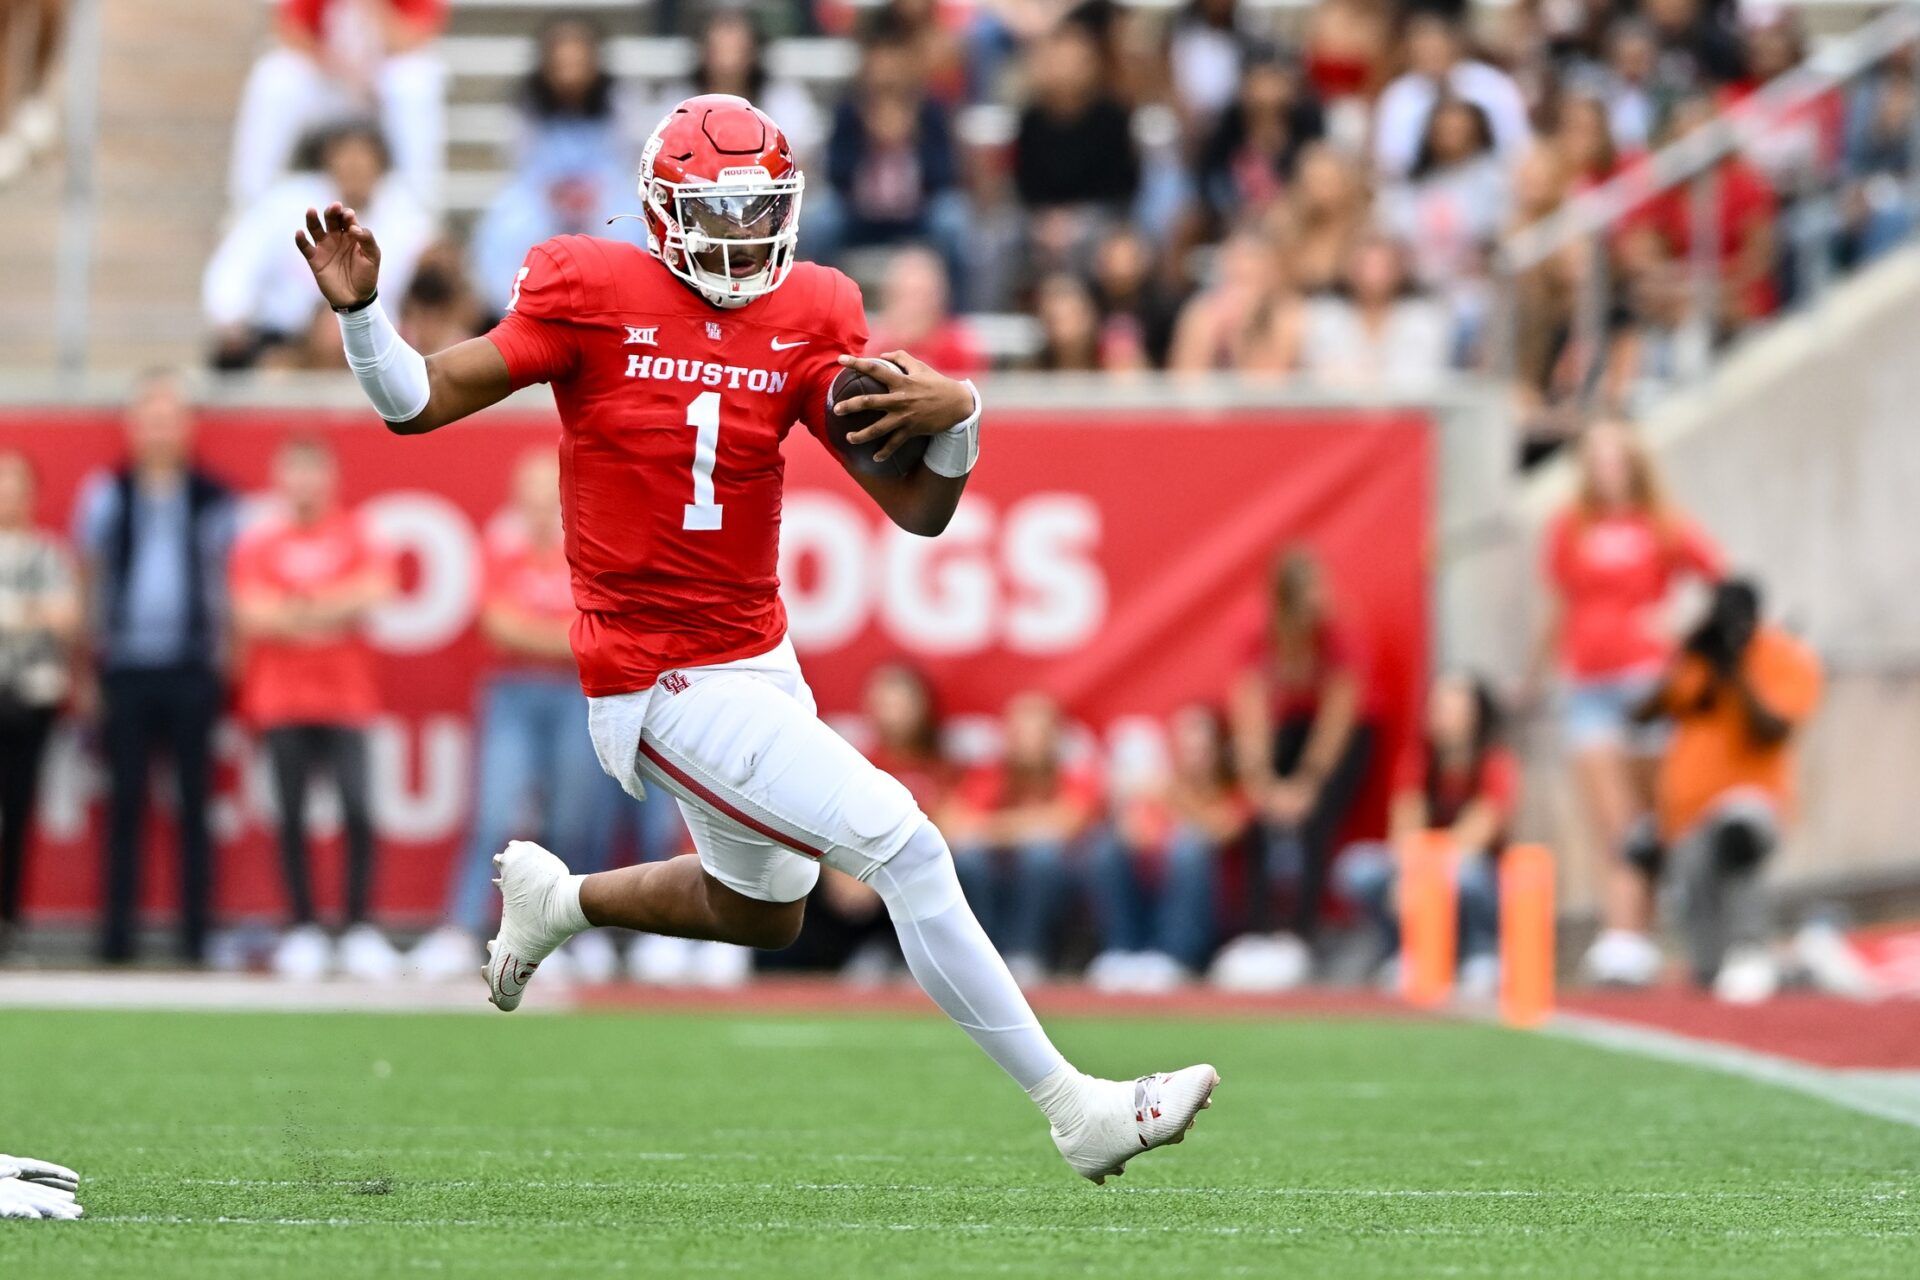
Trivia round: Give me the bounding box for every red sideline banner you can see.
[0,404,1431,924]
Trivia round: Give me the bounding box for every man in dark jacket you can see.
[71,370,235,963]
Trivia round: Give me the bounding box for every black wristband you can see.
[333,290,378,315]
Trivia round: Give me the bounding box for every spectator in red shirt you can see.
[945,692,1102,982]
[1229,546,1377,968]
[227,0,447,210]
[1087,705,1249,987]
[1528,420,1722,985]
[1336,673,1518,996]
[410,449,646,986]
[865,246,983,379]
[231,436,397,981]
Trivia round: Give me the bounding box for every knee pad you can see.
[869,821,965,924]
[1711,818,1771,874]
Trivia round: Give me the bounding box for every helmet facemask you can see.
[644,168,804,309]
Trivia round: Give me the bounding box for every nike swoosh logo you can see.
[770,337,810,350]
[496,950,533,997]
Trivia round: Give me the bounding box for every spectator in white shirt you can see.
[203,123,432,370]
[228,0,447,210]
[1377,96,1511,295]
[1372,13,1531,179]
[1298,233,1452,388]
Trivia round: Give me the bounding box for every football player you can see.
[0,1154,81,1220]
[297,94,1215,1182]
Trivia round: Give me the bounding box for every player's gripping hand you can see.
[0,1155,82,1220]
[834,352,977,464]
[295,201,381,309]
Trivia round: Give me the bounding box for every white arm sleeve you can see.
[923,379,982,478]
[337,299,431,424]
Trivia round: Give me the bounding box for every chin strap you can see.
[924,380,982,477]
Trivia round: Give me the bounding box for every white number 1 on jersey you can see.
[683,391,723,531]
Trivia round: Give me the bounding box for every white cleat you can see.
[1049,1064,1219,1184]
[484,841,577,1011]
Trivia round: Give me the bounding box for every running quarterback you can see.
[297,94,1216,1182]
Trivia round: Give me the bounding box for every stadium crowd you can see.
[0,371,1822,1001]
[198,0,1919,460]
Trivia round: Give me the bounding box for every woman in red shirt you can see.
[231,436,398,981]
[1337,673,1517,995]
[1088,705,1249,986]
[1229,546,1377,963]
[945,691,1102,982]
[1530,421,1722,984]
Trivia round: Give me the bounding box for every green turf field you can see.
[1,1007,1915,1278]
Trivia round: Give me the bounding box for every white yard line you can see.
[1549,1011,1920,1131]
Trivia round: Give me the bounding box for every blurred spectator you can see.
[866,246,983,376]
[1087,705,1247,987]
[1636,578,1821,1003]
[1028,272,1107,372]
[1728,13,1839,200]
[1336,673,1517,996]
[1296,234,1452,388]
[647,9,822,159]
[947,691,1102,980]
[256,303,349,373]
[397,242,486,354]
[1013,24,1140,215]
[72,372,235,965]
[1193,51,1325,231]
[0,0,64,184]
[1617,93,1779,333]
[1553,93,1635,192]
[412,450,627,984]
[1527,420,1722,988]
[872,0,969,107]
[230,436,398,981]
[1269,143,1368,296]
[1090,227,1182,369]
[1377,96,1510,297]
[1641,0,1746,96]
[0,451,78,956]
[1167,234,1295,375]
[472,22,650,317]
[515,18,644,169]
[228,0,447,209]
[1838,65,1918,266]
[812,29,969,293]
[1301,0,1389,132]
[205,122,433,370]
[1230,546,1377,969]
[1594,19,1662,151]
[1170,0,1252,126]
[1372,13,1531,179]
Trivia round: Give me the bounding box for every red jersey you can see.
[486,236,868,696]
[231,507,389,728]
[1544,507,1723,679]
[281,0,447,40]
[481,512,576,675]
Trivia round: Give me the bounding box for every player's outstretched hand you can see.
[295,201,381,310]
[834,351,976,464]
[0,1154,82,1220]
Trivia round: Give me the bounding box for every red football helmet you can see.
[639,94,804,309]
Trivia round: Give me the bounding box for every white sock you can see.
[551,874,591,938]
[868,823,1071,1092]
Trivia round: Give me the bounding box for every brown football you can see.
[825,361,930,479]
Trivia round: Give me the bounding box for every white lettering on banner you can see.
[881,499,994,653]
[780,494,870,648]
[1004,496,1106,654]
[360,492,480,654]
[371,717,469,841]
[779,492,1107,654]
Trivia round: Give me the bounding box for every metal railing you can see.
[1494,4,1920,405]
